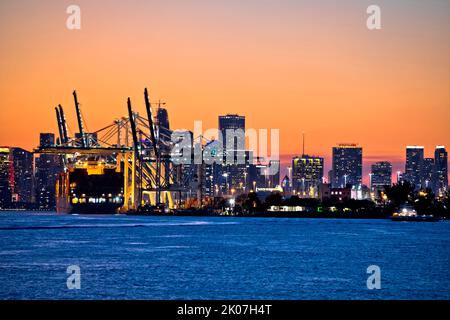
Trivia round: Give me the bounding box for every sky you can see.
[0,0,449,183]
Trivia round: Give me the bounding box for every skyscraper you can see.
[292,155,324,198]
[0,147,11,208]
[203,139,223,197]
[35,133,62,209]
[253,158,268,189]
[157,107,171,145]
[422,158,435,190]
[268,159,280,188]
[157,107,170,131]
[0,147,34,207]
[12,148,33,204]
[405,146,424,189]
[370,161,392,192]
[218,114,246,194]
[434,146,448,194]
[331,144,362,188]
[219,114,245,159]
[155,108,173,186]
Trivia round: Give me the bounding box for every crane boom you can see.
[144,88,159,158]
[58,105,69,144]
[73,90,87,148]
[55,107,64,145]
[127,98,139,158]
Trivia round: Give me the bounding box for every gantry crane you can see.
[35,88,197,213]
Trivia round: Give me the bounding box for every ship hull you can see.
[390,215,441,222]
[56,160,125,215]
[56,199,122,214]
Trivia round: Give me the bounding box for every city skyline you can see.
[0,0,449,173]
[1,127,448,187]
[2,127,447,187]
[1,0,450,304]
[2,125,447,210]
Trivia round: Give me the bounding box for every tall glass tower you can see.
[331,144,362,188]
[405,146,424,189]
[434,146,448,194]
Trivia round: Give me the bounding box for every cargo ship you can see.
[56,156,124,214]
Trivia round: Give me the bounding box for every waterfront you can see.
[0,212,449,300]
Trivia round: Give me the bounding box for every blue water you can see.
[0,212,449,300]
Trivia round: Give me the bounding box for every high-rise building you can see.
[246,155,258,192]
[292,155,324,198]
[40,133,55,147]
[219,114,245,159]
[331,144,362,188]
[156,107,171,146]
[0,147,34,207]
[157,107,170,131]
[218,114,246,194]
[253,158,268,189]
[222,150,255,195]
[172,129,196,194]
[204,162,221,197]
[202,139,255,196]
[0,147,12,208]
[222,162,249,194]
[405,146,424,189]
[269,160,280,188]
[434,146,448,194]
[422,158,435,190]
[13,148,33,204]
[249,156,281,190]
[35,133,62,209]
[154,108,173,187]
[203,139,223,197]
[370,161,392,192]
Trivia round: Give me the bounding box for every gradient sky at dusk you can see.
[1,0,449,182]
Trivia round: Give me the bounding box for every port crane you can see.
[35,88,197,212]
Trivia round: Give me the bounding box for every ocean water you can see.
[0,212,449,300]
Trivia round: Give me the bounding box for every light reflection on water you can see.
[0,212,449,300]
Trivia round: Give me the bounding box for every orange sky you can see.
[0,0,449,180]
